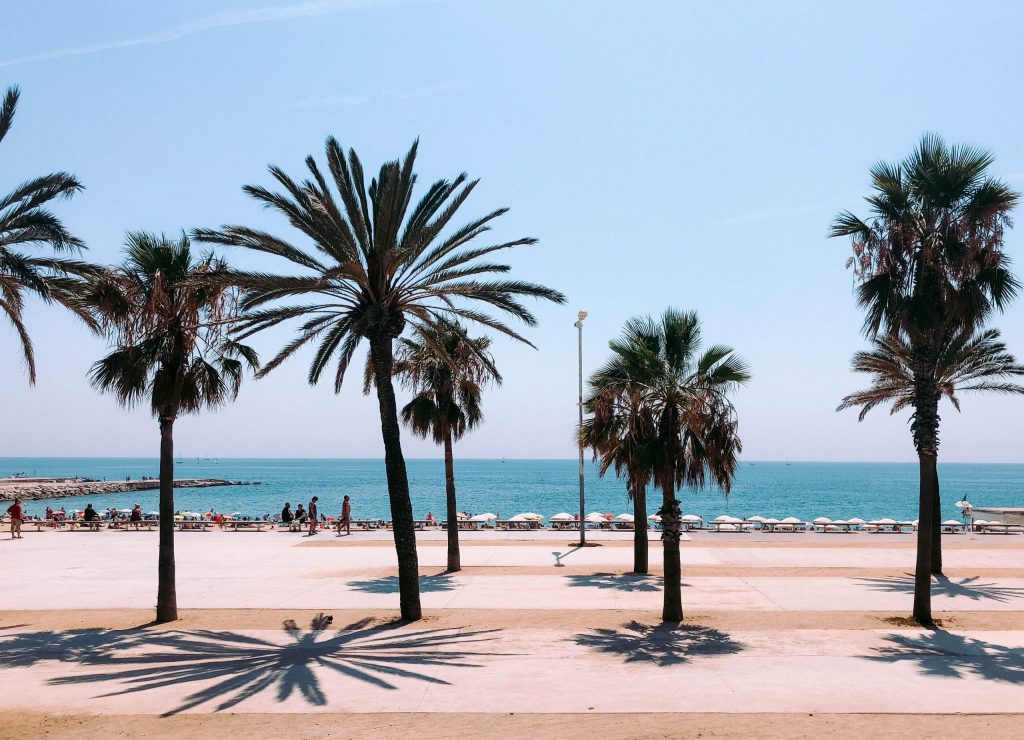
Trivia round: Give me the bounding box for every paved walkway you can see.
[1,531,1022,725]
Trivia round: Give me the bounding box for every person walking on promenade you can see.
[337,495,352,536]
[6,498,24,539]
[308,496,319,535]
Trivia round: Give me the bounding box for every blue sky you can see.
[2,0,1023,461]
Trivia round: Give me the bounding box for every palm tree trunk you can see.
[156,413,178,623]
[931,460,943,575]
[443,430,460,572]
[659,477,682,622]
[910,344,939,626]
[632,482,649,574]
[369,335,422,622]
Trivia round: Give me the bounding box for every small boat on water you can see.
[971,508,1024,525]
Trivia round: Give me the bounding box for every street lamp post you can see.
[575,310,588,546]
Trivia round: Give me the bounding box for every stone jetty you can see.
[0,477,255,502]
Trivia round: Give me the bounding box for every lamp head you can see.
[577,310,588,321]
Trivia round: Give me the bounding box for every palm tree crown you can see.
[193,138,565,387]
[831,133,1019,341]
[591,309,750,496]
[392,319,500,444]
[1,85,95,382]
[838,327,1024,420]
[88,232,258,417]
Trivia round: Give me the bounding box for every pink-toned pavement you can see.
[1,530,1022,718]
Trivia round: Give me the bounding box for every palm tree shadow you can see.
[572,620,744,666]
[865,631,1024,683]
[348,574,456,593]
[566,572,662,592]
[0,614,501,716]
[858,575,1024,603]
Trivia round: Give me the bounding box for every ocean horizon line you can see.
[2,456,1022,466]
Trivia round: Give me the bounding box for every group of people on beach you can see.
[280,495,352,536]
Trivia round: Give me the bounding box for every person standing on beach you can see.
[6,498,24,539]
[308,496,319,535]
[337,495,352,535]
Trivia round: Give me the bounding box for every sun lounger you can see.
[976,522,1024,535]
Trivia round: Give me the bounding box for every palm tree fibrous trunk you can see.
[632,484,649,574]
[911,345,941,626]
[156,413,178,623]
[443,432,461,572]
[931,468,943,575]
[369,335,422,622]
[659,483,683,622]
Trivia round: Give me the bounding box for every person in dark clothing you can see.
[83,504,98,521]
[308,496,319,535]
[281,502,293,523]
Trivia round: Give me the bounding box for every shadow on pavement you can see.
[0,614,500,715]
[572,620,744,666]
[866,631,1024,683]
[858,575,1024,603]
[347,574,456,593]
[565,572,662,592]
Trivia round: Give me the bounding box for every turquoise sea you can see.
[2,458,1022,523]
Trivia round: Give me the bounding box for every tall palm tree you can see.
[1,85,95,382]
[838,326,1024,573]
[581,382,655,574]
[589,309,750,621]
[390,319,500,572]
[193,139,565,621]
[88,233,258,623]
[831,134,1020,624]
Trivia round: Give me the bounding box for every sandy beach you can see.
[0,528,1021,738]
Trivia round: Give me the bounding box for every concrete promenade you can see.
[0,529,1022,737]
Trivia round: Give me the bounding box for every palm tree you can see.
[87,233,259,623]
[588,309,750,621]
[831,134,1020,624]
[1,85,95,382]
[838,326,1024,573]
[390,319,500,572]
[193,139,565,621]
[581,382,655,574]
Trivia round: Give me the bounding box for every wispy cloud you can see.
[0,0,404,68]
[290,82,457,109]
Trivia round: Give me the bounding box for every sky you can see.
[2,0,1023,462]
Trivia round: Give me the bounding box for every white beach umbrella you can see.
[146,511,159,517]
[876,518,897,524]
[713,515,732,522]
[812,517,832,524]
[832,520,849,525]
[585,512,608,523]
[781,516,802,524]
[518,512,544,521]
[955,500,972,508]
[648,514,663,522]
[508,514,528,521]
[762,517,780,524]
[746,515,767,522]
[550,512,573,521]
[973,519,988,525]
[848,517,866,524]
[469,513,497,521]
[615,513,635,522]
[681,514,702,522]
[942,520,962,526]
